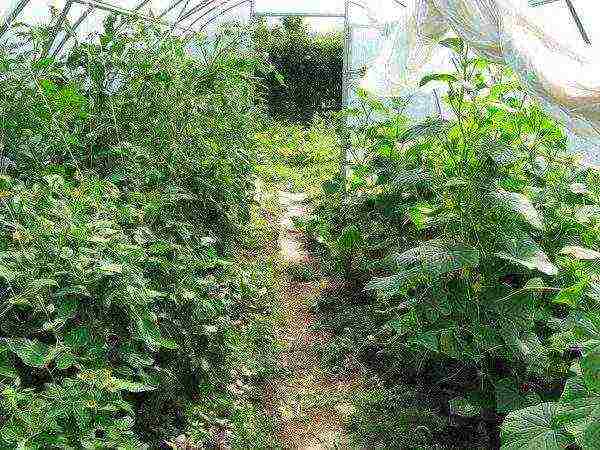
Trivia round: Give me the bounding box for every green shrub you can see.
[0,16,274,449]
[307,38,600,449]
[253,17,343,123]
[255,118,340,194]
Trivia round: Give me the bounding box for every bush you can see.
[306,39,600,449]
[0,16,273,448]
[255,117,340,195]
[253,17,343,123]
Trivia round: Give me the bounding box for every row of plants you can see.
[303,39,599,449]
[0,16,278,449]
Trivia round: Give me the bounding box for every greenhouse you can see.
[0,1,599,449]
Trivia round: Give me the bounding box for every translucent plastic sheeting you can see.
[254,0,345,16]
[348,0,406,26]
[0,0,252,55]
[345,1,450,123]
[362,0,600,159]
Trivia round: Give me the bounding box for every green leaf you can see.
[524,277,545,289]
[54,285,90,299]
[581,353,600,394]
[496,378,540,414]
[366,241,479,296]
[365,268,421,297]
[449,396,481,417]
[439,37,464,54]
[501,402,568,450]
[574,205,600,225]
[388,310,420,335]
[397,118,449,143]
[64,326,91,348]
[419,73,457,87]
[409,331,438,352]
[135,311,178,349]
[438,329,460,357]
[560,246,600,260]
[585,283,600,302]
[393,240,479,269]
[0,265,16,282]
[56,297,79,321]
[583,420,600,450]
[0,349,17,379]
[390,168,432,190]
[492,190,544,230]
[553,279,589,307]
[561,377,589,402]
[5,338,50,368]
[573,311,600,341]
[408,204,431,230]
[555,397,600,442]
[98,262,123,274]
[496,235,558,275]
[111,378,156,393]
[336,225,362,251]
[322,179,341,195]
[55,351,76,370]
[121,348,154,368]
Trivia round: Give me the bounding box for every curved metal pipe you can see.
[184,0,249,33]
[51,4,93,57]
[179,0,233,23]
[196,0,251,31]
[0,0,31,38]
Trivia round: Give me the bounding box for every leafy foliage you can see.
[306,39,600,448]
[0,15,275,449]
[253,17,343,123]
[255,118,340,195]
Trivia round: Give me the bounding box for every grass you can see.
[255,118,340,198]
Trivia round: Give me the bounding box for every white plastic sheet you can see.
[361,0,600,144]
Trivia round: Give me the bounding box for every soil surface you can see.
[264,191,361,449]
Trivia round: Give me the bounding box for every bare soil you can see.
[263,191,362,450]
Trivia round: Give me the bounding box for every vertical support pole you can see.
[339,0,351,187]
[0,0,32,38]
[43,0,73,57]
[564,0,591,45]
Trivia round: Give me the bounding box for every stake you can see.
[564,0,591,45]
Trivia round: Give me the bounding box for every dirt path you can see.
[264,191,360,450]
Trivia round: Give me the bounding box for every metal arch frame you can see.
[0,0,31,37]
[182,0,252,33]
[0,0,251,41]
[529,0,590,45]
[0,0,263,62]
[1,1,392,55]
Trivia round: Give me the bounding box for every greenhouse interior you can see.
[0,0,599,449]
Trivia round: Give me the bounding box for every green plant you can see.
[307,38,600,448]
[0,15,276,449]
[347,384,447,449]
[0,372,143,449]
[501,310,599,449]
[286,261,314,282]
[255,117,340,195]
[253,17,343,123]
